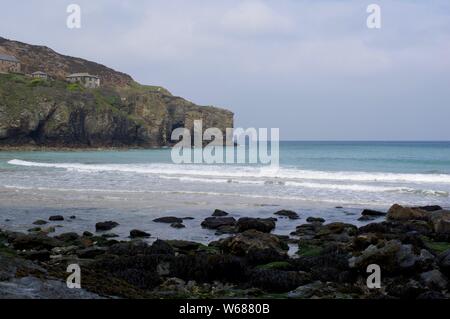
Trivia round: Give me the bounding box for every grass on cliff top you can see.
[126,81,171,95]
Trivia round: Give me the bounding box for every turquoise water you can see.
[1,141,449,208]
[1,141,449,242]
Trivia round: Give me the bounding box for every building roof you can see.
[32,71,47,75]
[66,73,99,79]
[0,53,19,63]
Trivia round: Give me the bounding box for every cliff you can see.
[0,37,233,147]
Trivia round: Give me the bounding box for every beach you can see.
[0,142,449,298]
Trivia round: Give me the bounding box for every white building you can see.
[66,73,100,88]
[31,71,49,79]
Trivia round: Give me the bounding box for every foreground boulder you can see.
[430,210,450,235]
[387,204,429,221]
[236,217,276,233]
[248,269,311,292]
[419,270,448,290]
[212,230,288,264]
[348,239,435,273]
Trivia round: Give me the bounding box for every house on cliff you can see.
[0,54,21,73]
[31,71,49,79]
[66,73,100,88]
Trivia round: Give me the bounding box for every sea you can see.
[1,141,449,243]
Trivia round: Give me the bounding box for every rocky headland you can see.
[0,37,233,148]
[0,204,449,299]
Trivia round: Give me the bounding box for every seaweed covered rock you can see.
[212,230,288,264]
[387,204,429,221]
[236,217,276,233]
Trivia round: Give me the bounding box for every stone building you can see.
[31,71,49,79]
[66,73,100,88]
[0,54,21,73]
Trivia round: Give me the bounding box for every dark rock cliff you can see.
[0,37,233,147]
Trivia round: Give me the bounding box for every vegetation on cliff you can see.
[0,37,233,148]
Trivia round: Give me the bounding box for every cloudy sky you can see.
[1,0,450,140]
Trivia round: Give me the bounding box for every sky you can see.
[1,0,450,140]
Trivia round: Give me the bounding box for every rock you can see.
[28,227,42,233]
[419,270,448,290]
[306,217,325,224]
[95,221,119,231]
[287,281,330,299]
[358,215,377,221]
[414,205,443,212]
[69,215,76,219]
[430,210,450,234]
[212,209,229,217]
[291,223,320,239]
[274,210,299,220]
[153,217,183,224]
[417,291,447,299]
[348,240,402,271]
[83,231,93,237]
[129,229,151,238]
[361,209,386,216]
[387,204,429,221]
[386,278,426,299]
[214,225,237,235]
[22,250,51,262]
[77,247,106,259]
[49,215,64,221]
[148,239,175,255]
[0,276,103,299]
[170,222,185,229]
[107,240,149,256]
[12,234,62,251]
[51,245,78,255]
[236,217,276,233]
[201,217,236,230]
[165,240,202,252]
[32,220,47,226]
[319,222,357,237]
[438,249,450,273]
[101,233,118,238]
[248,269,311,292]
[350,240,435,273]
[213,229,288,264]
[55,232,79,242]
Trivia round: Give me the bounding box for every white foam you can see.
[8,159,450,185]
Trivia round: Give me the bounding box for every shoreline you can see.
[0,203,449,299]
[0,145,166,152]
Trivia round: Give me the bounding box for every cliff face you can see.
[0,37,233,147]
